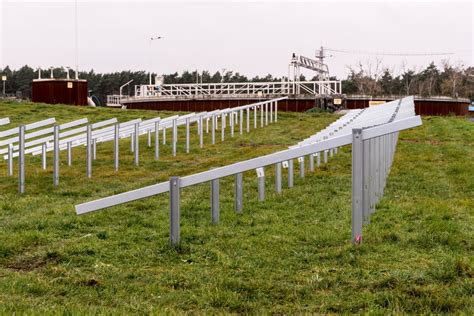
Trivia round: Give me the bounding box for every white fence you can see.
[75,97,422,246]
[2,98,286,193]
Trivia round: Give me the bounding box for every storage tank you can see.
[31,77,88,106]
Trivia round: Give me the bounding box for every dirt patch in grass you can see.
[5,252,62,271]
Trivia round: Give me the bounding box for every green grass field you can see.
[0,101,472,313]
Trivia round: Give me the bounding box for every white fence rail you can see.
[75,97,422,246]
[3,97,286,193]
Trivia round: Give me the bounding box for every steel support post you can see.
[147,130,152,147]
[92,138,97,160]
[299,157,305,178]
[114,123,119,171]
[270,101,273,123]
[154,121,160,160]
[86,125,92,178]
[169,176,181,246]
[275,102,278,122]
[130,132,134,152]
[309,154,314,172]
[230,111,234,137]
[265,102,268,126]
[260,105,264,127]
[246,108,250,132]
[275,162,282,193]
[324,150,328,163]
[316,152,320,167]
[186,118,190,153]
[362,139,370,224]
[211,178,220,224]
[41,143,47,170]
[18,125,25,193]
[199,116,204,148]
[221,115,225,142]
[352,128,364,244]
[288,159,294,188]
[67,142,72,166]
[254,106,257,129]
[7,145,13,176]
[172,119,177,157]
[53,125,60,186]
[369,137,376,214]
[239,110,243,135]
[163,128,166,145]
[211,115,216,144]
[258,173,265,201]
[329,148,333,158]
[134,123,139,165]
[234,173,243,213]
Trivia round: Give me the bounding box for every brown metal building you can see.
[31,79,88,106]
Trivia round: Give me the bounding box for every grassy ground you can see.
[0,101,472,313]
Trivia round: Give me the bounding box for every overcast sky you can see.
[0,0,472,79]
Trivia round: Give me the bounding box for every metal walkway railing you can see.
[75,97,422,246]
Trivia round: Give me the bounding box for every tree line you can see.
[1,61,472,105]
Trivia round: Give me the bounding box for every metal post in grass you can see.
[162,127,166,145]
[309,153,314,172]
[92,138,97,160]
[230,110,234,137]
[211,178,220,224]
[199,116,203,149]
[288,159,294,188]
[275,101,278,122]
[53,125,60,186]
[18,125,25,193]
[41,143,47,170]
[270,101,273,123]
[221,114,225,142]
[185,117,190,153]
[206,118,209,134]
[352,128,364,245]
[298,157,305,178]
[169,176,181,246]
[234,173,243,213]
[375,136,380,204]
[260,104,264,127]
[329,148,333,158]
[8,144,13,176]
[211,114,216,145]
[254,106,257,129]
[324,150,328,163]
[275,162,282,193]
[154,121,160,160]
[134,122,139,165]
[369,137,376,215]
[172,119,177,157]
[246,108,250,133]
[239,109,243,135]
[67,142,72,166]
[130,132,134,152]
[265,102,268,126]
[335,147,338,154]
[147,129,152,147]
[363,138,370,224]
[316,152,320,167]
[86,125,92,178]
[257,167,265,201]
[114,123,119,171]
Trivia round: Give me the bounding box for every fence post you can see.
[86,124,92,178]
[270,101,273,123]
[352,128,364,245]
[234,173,243,213]
[169,176,181,246]
[221,114,225,142]
[199,116,204,148]
[288,159,294,188]
[114,123,119,171]
[275,162,282,193]
[18,125,25,193]
[309,153,314,172]
[41,143,47,170]
[8,144,13,176]
[134,122,139,165]
[275,101,278,122]
[130,132,134,152]
[363,138,370,224]
[254,106,257,129]
[171,119,177,157]
[53,125,60,186]
[324,150,328,163]
[265,102,268,126]
[67,142,72,166]
[299,157,305,178]
[211,178,220,224]
[246,108,250,132]
[239,109,243,135]
[260,104,264,127]
[230,111,234,137]
[186,118,190,153]
[92,138,97,160]
[147,130,151,147]
[163,127,166,145]
[257,168,265,201]
[211,114,216,145]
